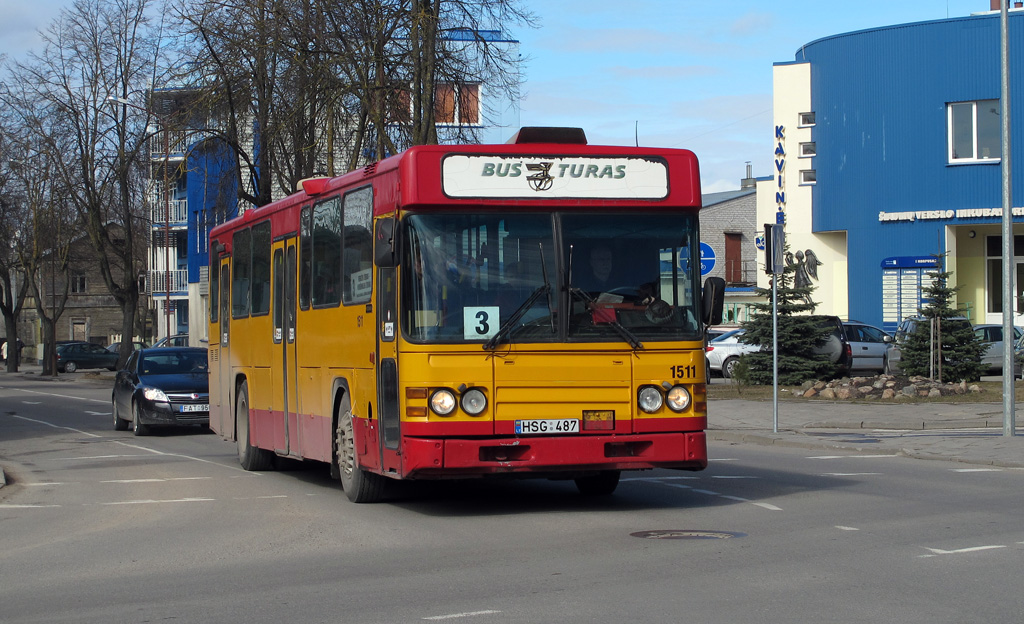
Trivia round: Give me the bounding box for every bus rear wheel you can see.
[574,470,621,496]
[236,380,273,471]
[335,398,385,503]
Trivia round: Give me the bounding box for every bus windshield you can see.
[402,211,701,345]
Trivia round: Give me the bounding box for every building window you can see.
[799,142,816,157]
[70,274,87,294]
[799,170,817,185]
[434,83,480,125]
[948,100,1000,162]
[798,112,815,127]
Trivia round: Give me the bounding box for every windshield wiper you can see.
[483,283,552,351]
[567,286,644,350]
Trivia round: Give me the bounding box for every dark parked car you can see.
[106,340,148,353]
[56,341,119,373]
[111,347,210,436]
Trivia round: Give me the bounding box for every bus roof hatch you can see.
[507,127,588,145]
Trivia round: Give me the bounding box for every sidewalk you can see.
[709,398,1024,468]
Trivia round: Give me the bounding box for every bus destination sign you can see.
[442,155,669,200]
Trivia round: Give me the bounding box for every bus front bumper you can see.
[399,431,707,478]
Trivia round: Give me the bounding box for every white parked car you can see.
[705,329,760,378]
[842,321,892,374]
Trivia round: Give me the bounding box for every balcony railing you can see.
[724,259,758,286]
[146,269,188,295]
[148,194,189,226]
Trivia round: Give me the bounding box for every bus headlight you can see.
[637,386,664,413]
[429,389,457,415]
[460,388,487,415]
[666,385,691,412]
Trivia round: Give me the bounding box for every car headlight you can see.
[460,388,487,415]
[637,386,664,413]
[143,387,170,403]
[666,385,691,412]
[429,388,457,415]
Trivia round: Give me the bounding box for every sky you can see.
[0,0,996,192]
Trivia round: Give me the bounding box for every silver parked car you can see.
[972,324,1022,376]
[705,329,760,378]
[842,322,892,374]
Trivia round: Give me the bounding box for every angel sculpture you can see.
[788,249,822,304]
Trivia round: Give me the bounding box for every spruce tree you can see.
[740,246,836,385]
[899,255,986,382]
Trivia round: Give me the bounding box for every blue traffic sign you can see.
[699,242,716,276]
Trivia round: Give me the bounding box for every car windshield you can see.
[139,352,208,375]
[401,211,702,345]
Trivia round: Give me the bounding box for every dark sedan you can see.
[56,341,119,373]
[111,347,210,436]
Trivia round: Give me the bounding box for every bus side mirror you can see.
[374,218,397,268]
[701,276,725,326]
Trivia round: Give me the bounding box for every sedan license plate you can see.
[514,418,580,435]
[179,404,209,413]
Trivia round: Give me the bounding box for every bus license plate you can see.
[180,404,209,413]
[514,419,580,435]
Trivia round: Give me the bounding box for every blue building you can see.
[757,5,1024,331]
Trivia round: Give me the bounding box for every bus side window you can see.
[343,187,373,305]
[299,205,311,310]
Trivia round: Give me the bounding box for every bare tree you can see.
[172,0,533,205]
[7,0,158,368]
[0,129,33,371]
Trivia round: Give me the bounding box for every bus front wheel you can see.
[236,380,273,471]
[335,398,385,503]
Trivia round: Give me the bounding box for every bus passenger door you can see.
[218,260,233,439]
[273,239,300,456]
[376,266,401,475]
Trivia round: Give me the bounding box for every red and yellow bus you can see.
[208,127,725,502]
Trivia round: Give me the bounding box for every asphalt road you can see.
[1,375,1022,624]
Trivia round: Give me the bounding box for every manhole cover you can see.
[630,530,745,540]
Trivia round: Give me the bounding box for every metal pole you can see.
[164,124,172,341]
[772,273,779,433]
[1000,1,1016,437]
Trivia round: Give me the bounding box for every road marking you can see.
[920,545,1007,558]
[84,411,110,416]
[622,475,698,482]
[821,472,883,476]
[710,475,758,479]
[662,482,783,511]
[709,458,739,461]
[0,504,62,509]
[15,388,108,403]
[423,611,501,621]
[12,415,102,438]
[102,477,213,484]
[98,497,215,506]
[835,526,860,531]
[807,455,899,460]
[950,468,1002,472]
[21,401,41,405]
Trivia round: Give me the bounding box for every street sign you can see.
[699,242,716,276]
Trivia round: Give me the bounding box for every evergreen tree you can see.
[899,255,986,382]
[740,245,836,385]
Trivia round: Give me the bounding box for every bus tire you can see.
[236,380,273,471]
[574,470,620,496]
[335,397,385,503]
